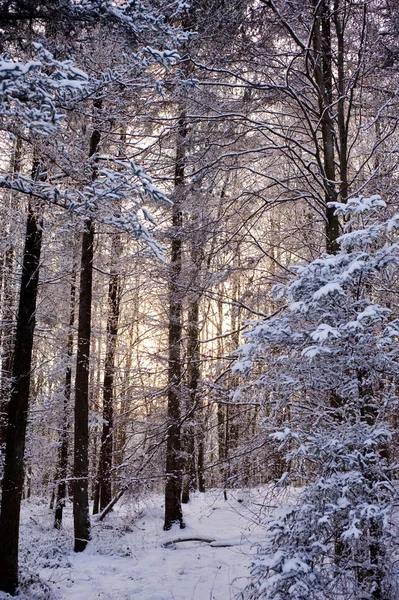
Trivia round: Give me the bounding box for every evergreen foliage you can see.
[236,197,399,599]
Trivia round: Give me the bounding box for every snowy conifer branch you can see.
[237,197,399,599]
[0,158,171,257]
[0,46,89,134]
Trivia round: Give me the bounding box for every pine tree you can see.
[236,196,399,599]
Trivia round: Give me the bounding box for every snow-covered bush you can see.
[236,196,399,599]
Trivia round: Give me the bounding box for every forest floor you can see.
[0,488,274,600]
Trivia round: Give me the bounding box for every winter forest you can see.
[1,0,399,599]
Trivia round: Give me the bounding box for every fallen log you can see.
[97,486,127,521]
[162,536,216,548]
[162,536,237,548]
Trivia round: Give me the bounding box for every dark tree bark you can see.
[182,297,200,504]
[164,109,187,531]
[197,420,205,493]
[73,217,94,552]
[182,230,205,503]
[267,0,343,253]
[333,0,349,204]
[54,255,77,529]
[0,136,22,452]
[216,294,228,495]
[93,234,121,514]
[0,201,42,595]
[311,0,340,253]
[73,106,101,552]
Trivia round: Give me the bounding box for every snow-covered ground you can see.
[0,489,272,600]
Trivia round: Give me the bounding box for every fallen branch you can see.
[162,536,216,548]
[98,486,127,521]
[162,536,237,548]
[209,540,235,547]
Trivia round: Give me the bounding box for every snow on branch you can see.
[0,158,170,258]
[329,194,386,217]
[0,45,89,134]
[235,196,399,597]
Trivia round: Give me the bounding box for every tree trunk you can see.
[73,217,94,552]
[0,202,42,595]
[216,292,228,492]
[164,108,187,531]
[312,0,340,253]
[333,0,348,204]
[73,107,101,552]
[182,297,200,503]
[95,234,121,513]
[197,420,205,493]
[0,136,22,452]
[54,254,77,529]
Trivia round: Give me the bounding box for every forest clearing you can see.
[0,489,270,600]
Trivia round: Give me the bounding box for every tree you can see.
[0,50,89,596]
[163,106,187,530]
[236,196,399,599]
[0,201,43,595]
[0,5,182,585]
[0,135,21,455]
[54,248,77,529]
[187,0,399,255]
[73,95,103,552]
[93,230,122,514]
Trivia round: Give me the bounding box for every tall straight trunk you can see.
[54,255,77,529]
[0,136,22,451]
[113,322,133,472]
[197,418,205,493]
[0,202,42,595]
[73,105,101,552]
[215,291,228,497]
[90,330,101,507]
[95,234,121,513]
[333,0,349,203]
[227,266,241,483]
[164,108,187,531]
[182,233,204,503]
[73,217,94,552]
[182,297,200,503]
[312,0,340,253]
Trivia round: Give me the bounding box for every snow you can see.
[310,324,340,342]
[0,490,268,600]
[387,214,399,232]
[356,305,383,322]
[337,226,382,248]
[301,345,331,359]
[329,194,386,216]
[341,519,362,540]
[281,557,310,574]
[270,427,293,442]
[312,281,344,300]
